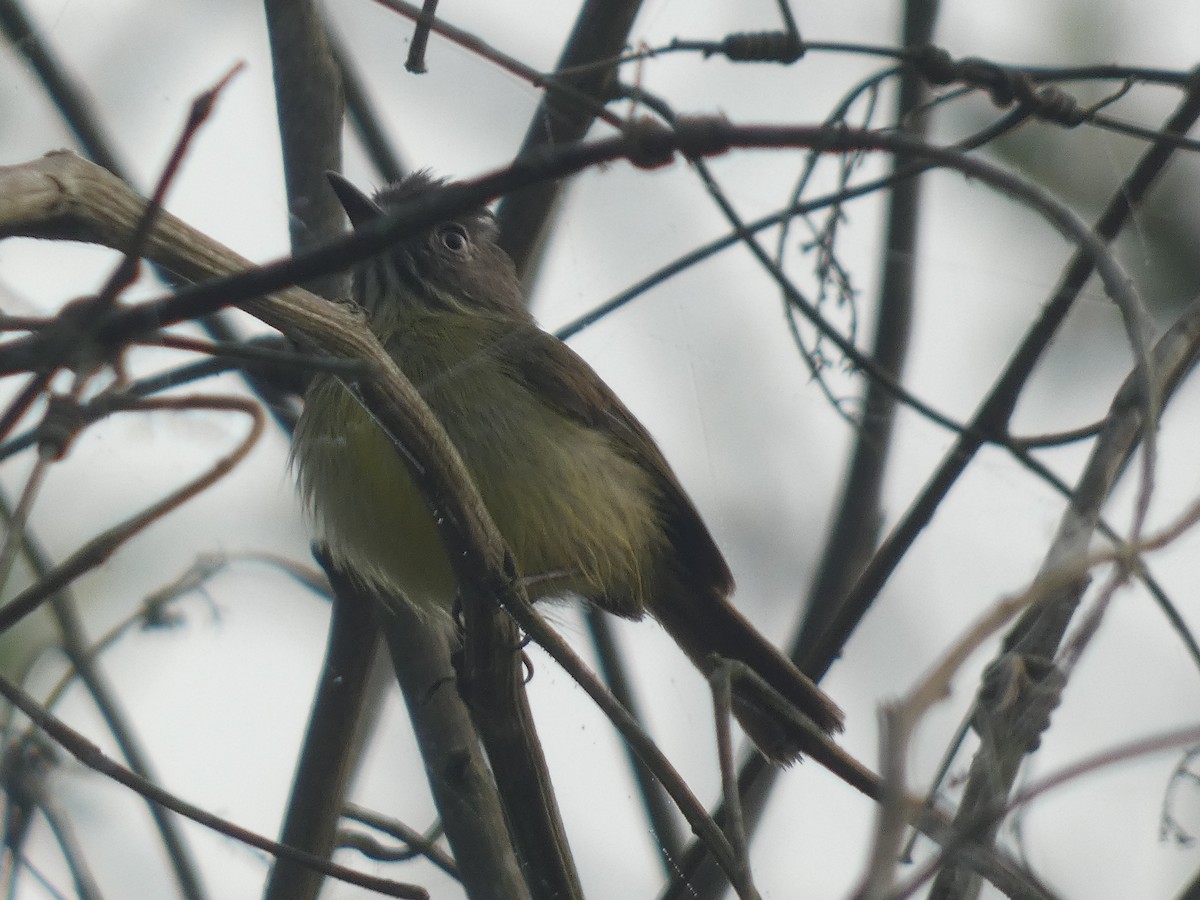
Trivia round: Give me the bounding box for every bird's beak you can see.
[326,171,384,229]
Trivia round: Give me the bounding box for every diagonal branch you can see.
[929,285,1200,900]
[264,0,346,301]
[494,0,644,281]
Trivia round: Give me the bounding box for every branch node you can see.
[36,394,87,460]
[719,31,805,64]
[623,117,677,169]
[974,652,1065,753]
[909,44,1091,126]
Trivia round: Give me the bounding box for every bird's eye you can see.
[438,223,469,253]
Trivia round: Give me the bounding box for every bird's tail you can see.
[652,585,843,765]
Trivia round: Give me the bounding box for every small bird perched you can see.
[292,171,843,763]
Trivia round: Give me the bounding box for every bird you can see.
[292,170,843,763]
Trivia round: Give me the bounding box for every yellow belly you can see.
[292,324,666,620]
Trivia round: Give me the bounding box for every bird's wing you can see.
[496,321,734,596]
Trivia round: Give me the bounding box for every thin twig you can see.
[0,394,263,635]
[501,595,756,898]
[0,670,429,898]
[582,607,683,868]
[342,804,457,876]
[0,489,208,900]
[707,660,753,898]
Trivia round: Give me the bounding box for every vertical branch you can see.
[494,0,644,283]
[259,8,381,897]
[378,598,533,900]
[795,0,937,657]
[458,571,580,900]
[670,4,942,897]
[262,563,379,900]
[264,0,346,301]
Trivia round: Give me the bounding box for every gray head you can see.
[327,170,527,326]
